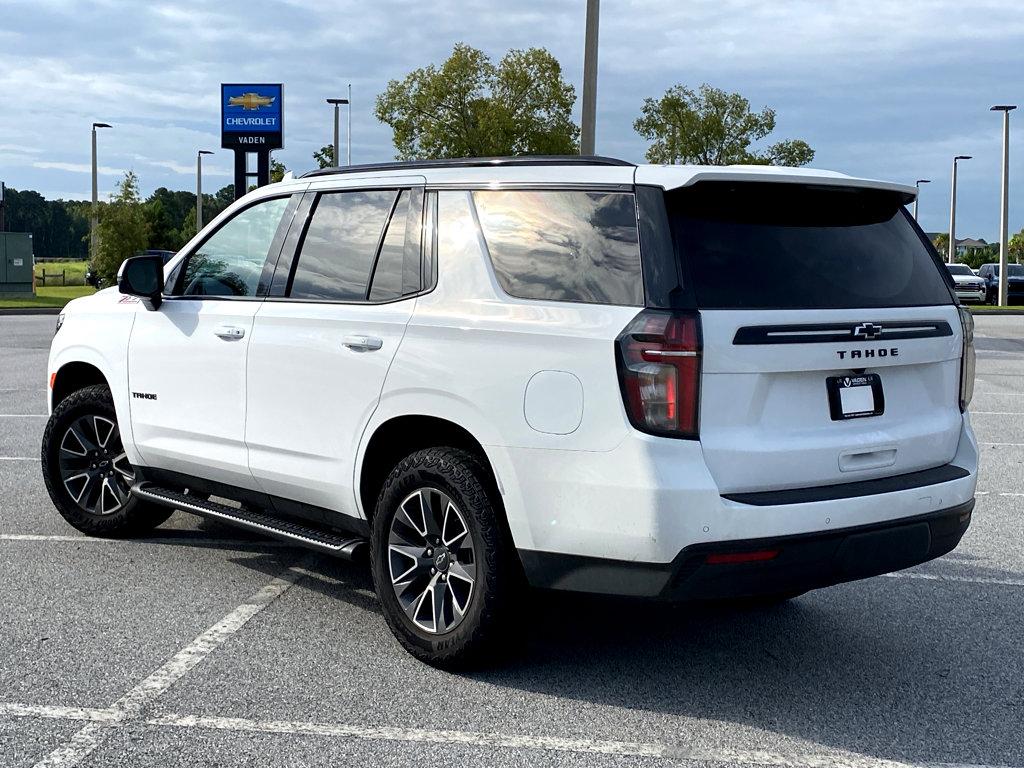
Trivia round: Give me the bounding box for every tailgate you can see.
[699,305,963,493]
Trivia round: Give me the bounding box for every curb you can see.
[0,307,63,316]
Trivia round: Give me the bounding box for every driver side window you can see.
[177,196,291,297]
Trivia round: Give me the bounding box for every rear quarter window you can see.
[668,182,954,309]
[472,189,643,306]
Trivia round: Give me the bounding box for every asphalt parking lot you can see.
[0,313,1022,767]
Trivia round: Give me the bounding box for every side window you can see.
[290,190,396,301]
[368,191,410,302]
[472,190,643,306]
[178,197,290,297]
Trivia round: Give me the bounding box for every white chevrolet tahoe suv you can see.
[42,156,978,667]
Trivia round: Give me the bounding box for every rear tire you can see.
[370,447,521,669]
[41,384,172,537]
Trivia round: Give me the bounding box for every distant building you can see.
[924,233,994,257]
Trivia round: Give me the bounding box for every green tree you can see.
[313,145,333,168]
[633,84,815,166]
[270,157,287,183]
[93,171,148,283]
[176,207,197,245]
[1009,229,1024,263]
[375,43,579,159]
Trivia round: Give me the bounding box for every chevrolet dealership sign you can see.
[221,83,283,149]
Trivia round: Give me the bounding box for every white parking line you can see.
[0,703,909,766]
[0,414,45,418]
[971,411,1024,415]
[0,457,39,461]
[149,713,909,766]
[34,557,313,768]
[884,572,1024,588]
[0,703,120,723]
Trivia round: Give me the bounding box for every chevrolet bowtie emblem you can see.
[852,322,883,340]
[228,92,276,111]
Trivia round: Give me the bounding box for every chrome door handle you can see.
[214,325,246,340]
[343,334,383,352]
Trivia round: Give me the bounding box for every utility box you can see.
[0,233,35,296]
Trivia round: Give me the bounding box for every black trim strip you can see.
[721,464,970,506]
[733,319,953,345]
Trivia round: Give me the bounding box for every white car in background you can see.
[946,263,986,304]
[41,157,978,667]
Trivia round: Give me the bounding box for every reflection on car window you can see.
[472,190,643,306]
[290,190,397,301]
[181,197,289,297]
[368,191,409,302]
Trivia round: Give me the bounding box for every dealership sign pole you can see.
[221,84,284,200]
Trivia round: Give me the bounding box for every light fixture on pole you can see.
[326,97,349,167]
[948,155,971,264]
[580,0,600,155]
[90,122,112,262]
[196,150,214,233]
[913,179,930,221]
[991,105,1016,306]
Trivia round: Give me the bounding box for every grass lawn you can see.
[0,285,96,310]
[34,260,89,286]
[966,304,1024,312]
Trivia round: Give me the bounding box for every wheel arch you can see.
[357,414,504,527]
[51,361,109,410]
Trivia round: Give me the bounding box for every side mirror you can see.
[117,255,165,310]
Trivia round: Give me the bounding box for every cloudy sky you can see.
[2,0,1022,239]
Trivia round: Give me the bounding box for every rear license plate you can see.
[827,374,884,420]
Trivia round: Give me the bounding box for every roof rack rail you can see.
[300,155,634,179]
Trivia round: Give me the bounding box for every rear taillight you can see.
[958,306,975,412]
[615,310,701,439]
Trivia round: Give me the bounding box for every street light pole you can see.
[581,0,600,155]
[90,122,111,262]
[948,155,971,264]
[196,150,213,233]
[347,83,352,166]
[992,105,1016,306]
[913,179,930,221]
[327,98,349,167]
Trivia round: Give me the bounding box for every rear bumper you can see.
[520,500,973,600]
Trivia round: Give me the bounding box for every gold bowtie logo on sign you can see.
[227,92,276,111]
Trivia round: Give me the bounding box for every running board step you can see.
[132,482,367,559]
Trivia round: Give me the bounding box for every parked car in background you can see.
[978,262,1024,305]
[946,263,986,304]
[86,250,176,289]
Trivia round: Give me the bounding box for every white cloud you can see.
[0,0,1021,237]
[32,161,124,175]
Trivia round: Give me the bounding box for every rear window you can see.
[472,190,643,306]
[667,182,953,309]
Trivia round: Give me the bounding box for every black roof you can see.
[301,155,634,179]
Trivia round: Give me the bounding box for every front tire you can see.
[41,384,172,537]
[370,447,520,668]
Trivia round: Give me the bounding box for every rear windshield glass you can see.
[667,182,953,309]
